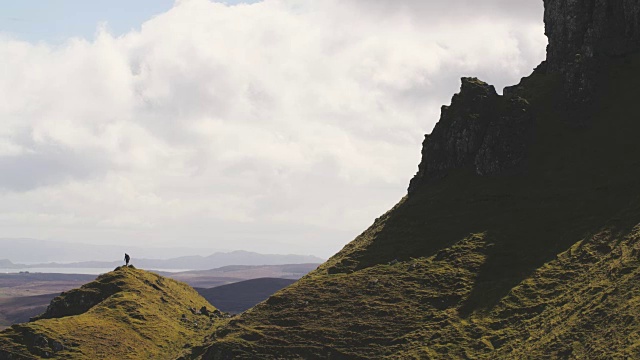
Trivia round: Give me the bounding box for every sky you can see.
[0,0,547,258]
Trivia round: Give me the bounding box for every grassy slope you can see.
[0,266,222,360]
[195,55,640,359]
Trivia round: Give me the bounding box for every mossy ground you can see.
[0,266,223,360]
[194,54,640,359]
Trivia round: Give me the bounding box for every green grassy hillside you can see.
[192,55,640,359]
[0,266,224,360]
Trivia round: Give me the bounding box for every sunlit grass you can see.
[0,266,224,359]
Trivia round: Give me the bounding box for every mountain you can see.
[0,266,221,359]
[3,1,640,359]
[0,238,224,264]
[0,259,16,268]
[196,278,297,314]
[164,263,319,288]
[2,251,323,271]
[184,2,640,358]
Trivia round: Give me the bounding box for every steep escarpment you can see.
[193,1,640,359]
[544,0,640,99]
[408,78,532,193]
[0,267,222,360]
[409,0,640,190]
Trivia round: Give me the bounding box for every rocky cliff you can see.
[545,0,640,98]
[409,0,640,191]
[192,1,640,358]
[408,78,532,193]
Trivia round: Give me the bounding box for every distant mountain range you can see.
[163,263,319,288]
[0,238,227,263]
[0,251,323,271]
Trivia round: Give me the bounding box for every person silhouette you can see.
[124,253,130,266]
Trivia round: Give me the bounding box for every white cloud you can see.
[0,0,546,257]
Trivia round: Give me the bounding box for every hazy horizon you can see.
[0,0,546,258]
[0,238,325,265]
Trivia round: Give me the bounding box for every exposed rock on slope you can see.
[192,0,640,358]
[408,78,532,193]
[0,266,221,360]
[544,0,640,98]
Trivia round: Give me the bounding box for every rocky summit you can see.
[0,267,222,360]
[544,0,640,99]
[408,77,532,193]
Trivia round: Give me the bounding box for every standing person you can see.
[124,253,130,266]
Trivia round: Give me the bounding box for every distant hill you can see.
[0,259,14,268]
[0,266,219,359]
[197,278,297,314]
[1,250,324,271]
[0,272,96,297]
[0,293,59,330]
[165,263,319,288]
[0,238,224,264]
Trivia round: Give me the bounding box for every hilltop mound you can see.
[191,1,640,359]
[0,266,222,360]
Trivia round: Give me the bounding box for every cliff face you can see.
[545,0,640,97]
[408,78,532,193]
[545,0,640,67]
[409,0,640,191]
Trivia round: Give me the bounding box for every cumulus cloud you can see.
[0,0,546,256]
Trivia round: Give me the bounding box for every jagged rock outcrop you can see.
[410,0,640,192]
[544,0,640,98]
[408,78,532,193]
